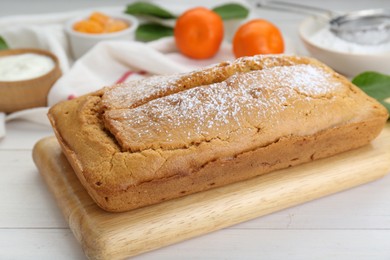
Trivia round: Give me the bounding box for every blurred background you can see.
[2,0,389,51]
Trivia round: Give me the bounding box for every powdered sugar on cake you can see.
[102,55,303,110]
[102,60,345,152]
[102,74,183,110]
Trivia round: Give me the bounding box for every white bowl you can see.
[299,16,390,77]
[65,12,138,59]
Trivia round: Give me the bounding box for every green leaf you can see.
[125,2,176,19]
[212,3,249,20]
[352,71,390,117]
[135,23,174,42]
[0,36,8,50]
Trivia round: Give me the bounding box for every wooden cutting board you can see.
[33,125,390,260]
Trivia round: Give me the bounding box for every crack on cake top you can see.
[102,59,347,152]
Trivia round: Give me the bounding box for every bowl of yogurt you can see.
[0,49,61,113]
[299,15,390,77]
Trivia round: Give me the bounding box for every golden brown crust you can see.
[48,55,389,212]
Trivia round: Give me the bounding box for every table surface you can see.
[1,0,390,259]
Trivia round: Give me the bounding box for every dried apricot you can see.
[73,12,129,34]
[106,20,129,33]
[73,20,104,34]
[89,12,111,26]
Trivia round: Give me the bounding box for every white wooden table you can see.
[1,0,390,259]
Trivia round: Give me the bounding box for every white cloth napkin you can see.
[48,37,235,106]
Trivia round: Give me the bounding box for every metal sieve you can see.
[255,1,390,45]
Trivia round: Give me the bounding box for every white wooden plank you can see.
[1,228,389,260]
[0,229,85,260]
[134,229,390,260]
[0,121,53,150]
[235,174,390,229]
[0,150,67,228]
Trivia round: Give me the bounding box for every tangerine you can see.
[174,7,224,59]
[233,19,284,58]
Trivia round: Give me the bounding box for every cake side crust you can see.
[47,55,389,212]
[49,93,387,212]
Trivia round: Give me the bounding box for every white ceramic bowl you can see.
[65,12,138,59]
[299,16,390,77]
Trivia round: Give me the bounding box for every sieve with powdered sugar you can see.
[256,1,390,46]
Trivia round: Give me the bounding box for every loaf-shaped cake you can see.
[48,55,388,212]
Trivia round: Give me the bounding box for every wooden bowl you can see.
[0,49,62,113]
